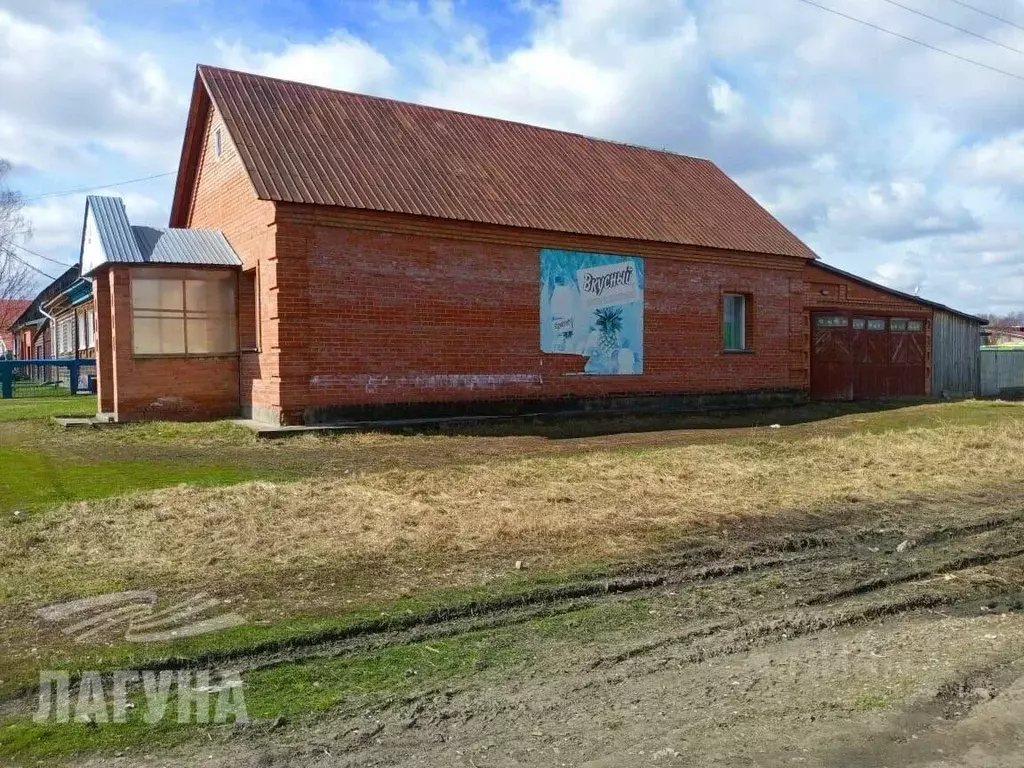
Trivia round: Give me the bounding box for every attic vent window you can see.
[214,128,223,158]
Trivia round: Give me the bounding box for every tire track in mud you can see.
[589,514,1024,669]
[5,510,1023,707]
[618,592,963,674]
[804,546,1024,606]
[596,548,1024,671]
[907,510,1024,547]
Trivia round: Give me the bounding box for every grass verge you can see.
[0,447,283,514]
[0,395,97,423]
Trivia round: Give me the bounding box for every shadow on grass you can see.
[399,399,941,440]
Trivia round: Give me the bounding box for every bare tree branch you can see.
[983,312,1024,327]
[0,159,34,342]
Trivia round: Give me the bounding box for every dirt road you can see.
[54,490,1024,768]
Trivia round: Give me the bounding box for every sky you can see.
[2,0,1023,314]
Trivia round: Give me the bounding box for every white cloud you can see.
[418,0,711,146]
[0,6,185,172]
[872,256,927,294]
[216,32,398,93]
[954,131,1024,187]
[827,180,978,243]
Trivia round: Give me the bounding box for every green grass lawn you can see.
[0,396,276,513]
[0,394,97,422]
[0,447,277,513]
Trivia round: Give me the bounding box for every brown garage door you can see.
[811,313,926,400]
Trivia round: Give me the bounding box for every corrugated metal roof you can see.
[196,65,817,261]
[88,195,143,263]
[132,226,241,267]
[83,196,241,273]
[10,267,80,329]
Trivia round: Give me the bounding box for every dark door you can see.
[811,314,852,400]
[851,317,889,398]
[888,318,927,397]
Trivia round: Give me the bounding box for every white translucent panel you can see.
[133,279,183,311]
[185,318,211,354]
[186,277,235,315]
[214,278,236,314]
[132,279,159,310]
[218,314,238,353]
[133,316,186,355]
[186,317,237,354]
[185,280,211,312]
[131,275,236,355]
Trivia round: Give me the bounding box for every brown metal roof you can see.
[193,65,816,260]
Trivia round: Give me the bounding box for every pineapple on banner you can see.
[539,249,644,375]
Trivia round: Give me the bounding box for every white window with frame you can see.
[131,271,237,356]
[86,309,95,350]
[57,317,73,356]
[77,312,87,351]
[723,294,748,351]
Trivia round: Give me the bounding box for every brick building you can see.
[0,299,31,357]
[9,267,81,362]
[79,65,983,424]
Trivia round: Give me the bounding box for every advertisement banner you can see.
[540,249,644,375]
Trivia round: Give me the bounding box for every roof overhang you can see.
[169,71,213,228]
[809,260,987,325]
[43,279,93,315]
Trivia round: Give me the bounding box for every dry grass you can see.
[4,417,1024,611]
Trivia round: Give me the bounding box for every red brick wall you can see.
[269,205,807,424]
[94,265,240,421]
[94,273,115,413]
[187,106,279,421]
[804,263,932,315]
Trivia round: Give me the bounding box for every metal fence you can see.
[979,348,1024,398]
[0,359,97,399]
[932,310,982,397]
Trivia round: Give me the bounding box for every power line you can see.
[880,0,1024,57]
[947,0,1024,34]
[22,171,176,202]
[2,248,57,281]
[7,240,75,269]
[792,0,1024,82]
